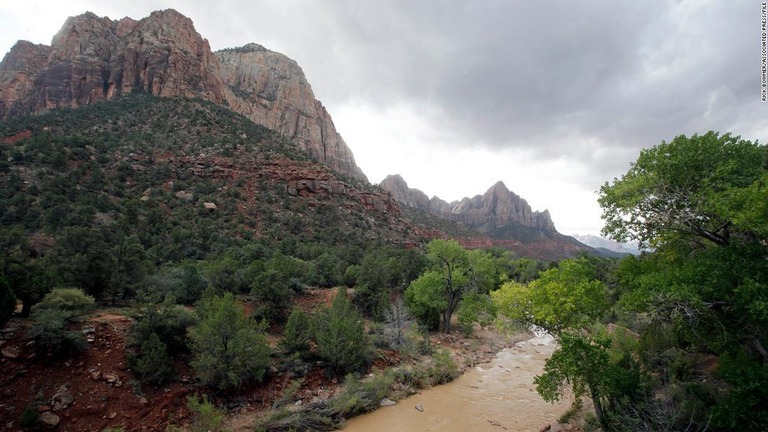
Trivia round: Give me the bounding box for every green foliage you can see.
[33,287,95,319]
[456,292,496,334]
[189,293,271,390]
[404,239,497,333]
[535,332,641,428]
[426,349,460,385]
[314,289,372,375]
[598,131,767,249]
[280,308,312,356]
[186,394,226,432]
[128,332,174,384]
[712,350,768,429]
[0,274,14,325]
[25,307,88,356]
[492,258,608,335]
[128,295,198,354]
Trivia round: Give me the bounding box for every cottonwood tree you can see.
[405,239,497,333]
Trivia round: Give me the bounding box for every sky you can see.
[1,0,765,236]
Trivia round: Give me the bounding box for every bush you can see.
[189,293,271,390]
[26,308,88,356]
[33,287,94,319]
[281,309,311,356]
[425,349,459,386]
[127,332,173,384]
[314,289,372,375]
[129,297,198,354]
[186,395,226,432]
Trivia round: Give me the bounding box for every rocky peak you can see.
[379,174,557,232]
[0,10,366,181]
[379,174,430,210]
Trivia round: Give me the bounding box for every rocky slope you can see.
[380,174,592,259]
[0,9,365,181]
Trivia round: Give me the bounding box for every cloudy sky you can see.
[1,0,764,235]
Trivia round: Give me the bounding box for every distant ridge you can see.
[379,174,594,260]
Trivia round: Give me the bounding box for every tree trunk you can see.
[591,389,608,431]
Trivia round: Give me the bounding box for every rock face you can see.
[380,175,556,233]
[379,174,592,259]
[216,44,365,181]
[0,9,365,181]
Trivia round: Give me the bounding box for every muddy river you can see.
[340,332,571,432]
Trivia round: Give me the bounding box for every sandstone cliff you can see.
[379,174,592,259]
[0,9,365,181]
[380,174,556,234]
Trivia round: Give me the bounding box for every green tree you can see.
[189,293,271,390]
[492,258,608,335]
[598,131,767,249]
[281,308,312,356]
[129,332,173,384]
[405,239,495,333]
[314,289,372,375]
[599,131,768,429]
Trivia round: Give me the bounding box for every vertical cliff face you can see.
[380,175,559,235]
[0,10,366,181]
[216,44,366,181]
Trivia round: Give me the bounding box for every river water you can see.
[340,332,571,432]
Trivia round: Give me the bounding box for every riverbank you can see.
[340,330,576,432]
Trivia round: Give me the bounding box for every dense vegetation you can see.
[1,93,765,431]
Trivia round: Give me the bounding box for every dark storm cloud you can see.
[197,0,759,182]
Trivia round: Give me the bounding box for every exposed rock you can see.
[1,345,20,359]
[175,190,193,201]
[203,202,217,211]
[217,44,366,181]
[415,404,424,412]
[379,398,397,407]
[0,9,367,181]
[539,424,551,432]
[380,174,593,260]
[39,411,60,428]
[90,370,103,380]
[51,385,74,411]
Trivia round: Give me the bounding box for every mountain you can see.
[380,174,593,260]
[570,234,640,256]
[0,9,365,181]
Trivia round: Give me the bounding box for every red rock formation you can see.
[0,10,365,182]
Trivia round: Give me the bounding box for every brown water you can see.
[340,333,571,432]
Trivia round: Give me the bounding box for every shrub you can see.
[128,332,173,384]
[281,309,311,356]
[189,293,271,390]
[314,289,372,375]
[33,287,94,319]
[26,308,88,356]
[186,395,226,432]
[426,349,459,386]
[129,297,198,354]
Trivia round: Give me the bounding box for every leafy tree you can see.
[599,131,768,429]
[492,258,608,335]
[535,332,640,429]
[405,239,495,333]
[598,131,767,249]
[189,293,271,390]
[314,289,372,375]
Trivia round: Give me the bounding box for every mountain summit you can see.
[380,174,592,259]
[0,9,366,181]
